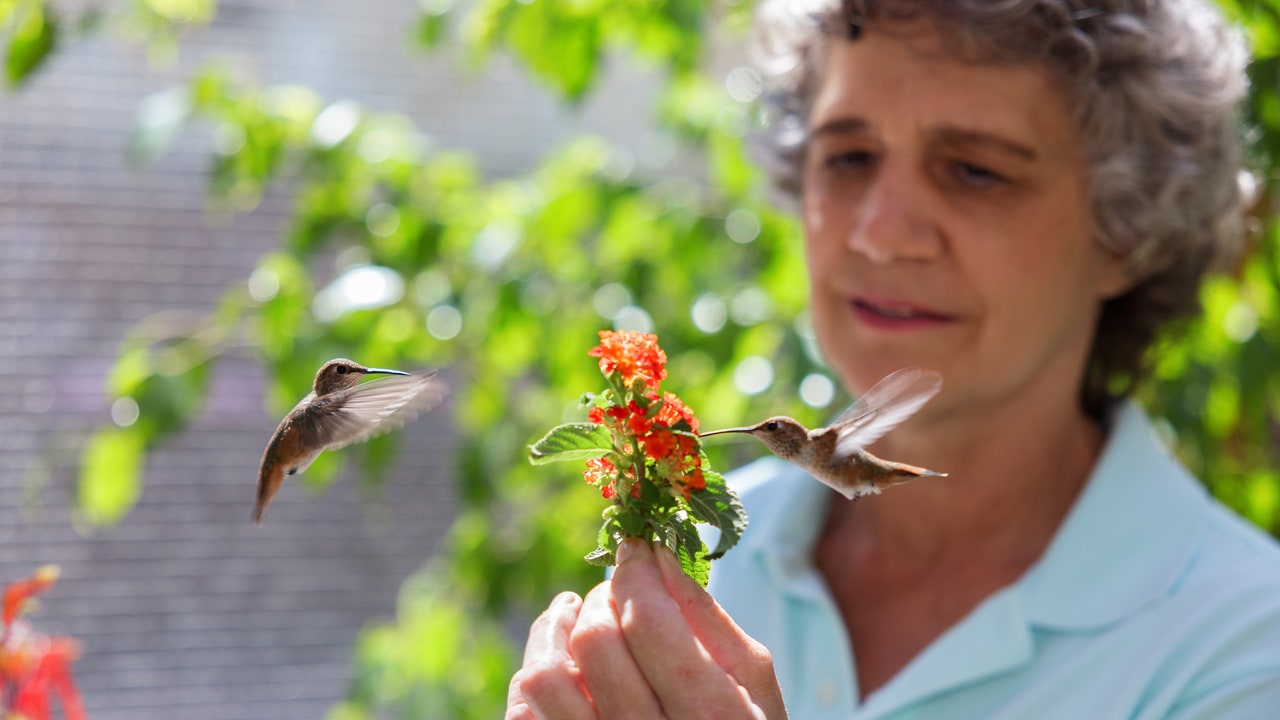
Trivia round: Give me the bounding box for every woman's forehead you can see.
[810,31,1077,158]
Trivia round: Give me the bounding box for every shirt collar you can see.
[1020,401,1206,629]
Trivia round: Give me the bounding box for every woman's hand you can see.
[506,538,786,719]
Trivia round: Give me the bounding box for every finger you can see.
[654,546,786,719]
[612,539,762,719]
[508,592,596,720]
[569,580,665,718]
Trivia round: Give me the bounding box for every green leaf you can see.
[676,541,710,587]
[504,1,600,101]
[78,427,145,525]
[686,469,747,559]
[417,11,448,48]
[584,546,613,567]
[5,1,57,87]
[528,422,613,464]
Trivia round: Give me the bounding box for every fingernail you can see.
[553,591,580,608]
[616,538,642,564]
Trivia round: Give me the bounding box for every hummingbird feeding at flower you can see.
[700,368,947,499]
[253,358,444,524]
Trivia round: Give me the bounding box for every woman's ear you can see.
[1096,248,1135,300]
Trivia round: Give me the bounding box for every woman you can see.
[507,1,1280,717]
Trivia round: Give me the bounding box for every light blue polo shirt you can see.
[706,403,1280,718]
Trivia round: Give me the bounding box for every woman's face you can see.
[802,23,1129,418]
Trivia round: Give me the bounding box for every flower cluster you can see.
[588,329,667,391]
[585,392,706,500]
[529,329,747,583]
[1,566,86,720]
[582,332,705,501]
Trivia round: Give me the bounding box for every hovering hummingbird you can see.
[701,368,947,499]
[253,358,444,524]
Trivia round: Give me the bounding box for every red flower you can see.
[654,392,699,433]
[626,401,652,437]
[584,456,616,488]
[588,406,605,424]
[1,566,86,720]
[2,566,58,628]
[589,330,668,391]
[672,467,707,499]
[643,428,679,460]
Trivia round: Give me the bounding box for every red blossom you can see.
[653,392,699,433]
[672,468,707,499]
[626,401,652,437]
[2,566,58,628]
[643,428,680,460]
[1,566,86,720]
[589,330,668,390]
[582,331,710,504]
[584,456,615,487]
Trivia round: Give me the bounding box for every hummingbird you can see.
[253,358,445,525]
[701,368,947,499]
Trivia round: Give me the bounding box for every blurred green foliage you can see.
[1,0,212,86]
[7,0,1279,715]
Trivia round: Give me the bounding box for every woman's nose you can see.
[846,167,943,265]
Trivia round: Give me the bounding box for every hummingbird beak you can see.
[362,367,410,376]
[699,426,754,438]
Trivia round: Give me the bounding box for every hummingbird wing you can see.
[300,372,446,451]
[830,368,942,462]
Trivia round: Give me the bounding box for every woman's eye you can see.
[822,150,875,173]
[953,161,1007,188]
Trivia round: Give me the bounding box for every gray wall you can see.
[0,0,658,717]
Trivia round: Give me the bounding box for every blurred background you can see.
[2,0,1277,718]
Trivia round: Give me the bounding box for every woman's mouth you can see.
[850,297,955,330]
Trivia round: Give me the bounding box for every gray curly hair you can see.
[751,0,1251,416]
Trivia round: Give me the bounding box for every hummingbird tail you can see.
[896,466,947,476]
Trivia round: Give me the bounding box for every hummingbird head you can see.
[313,358,409,395]
[702,416,809,460]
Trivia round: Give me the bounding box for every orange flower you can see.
[1,566,86,720]
[626,400,652,437]
[643,428,680,460]
[2,566,58,628]
[653,392,699,433]
[589,330,668,390]
[584,456,615,488]
[672,467,707,499]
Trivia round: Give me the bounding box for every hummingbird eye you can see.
[765,421,779,431]
[336,366,349,375]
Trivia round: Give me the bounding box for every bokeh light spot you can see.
[733,356,775,396]
[111,397,140,428]
[426,305,463,340]
[691,294,727,334]
[800,374,836,409]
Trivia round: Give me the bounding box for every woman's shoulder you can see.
[1140,503,1280,717]
[1180,497,1280,602]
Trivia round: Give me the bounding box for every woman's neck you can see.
[815,391,1107,698]
[835,392,1103,570]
